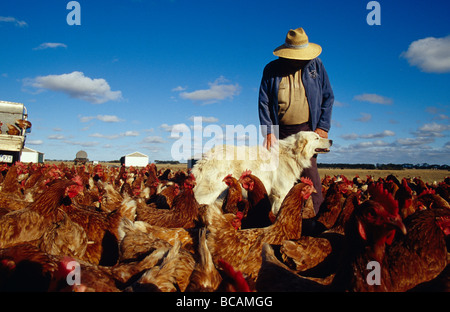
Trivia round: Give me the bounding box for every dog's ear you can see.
[295,137,308,157]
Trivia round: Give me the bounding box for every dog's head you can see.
[294,131,333,158]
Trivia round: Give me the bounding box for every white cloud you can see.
[341,133,359,140]
[89,130,139,140]
[410,122,450,139]
[79,114,123,123]
[172,86,186,92]
[355,112,372,122]
[434,114,449,121]
[79,115,95,123]
[48,134,65,140]
[418,122,450,133]
[0,16,27,27]
[353,93,393,105]
[395,137,434,146]
[26,140,43,145]
[89,133,119,140]
[96,115,122,122]
[33,42,67,50]
[161,123,191,139]
[401,35,450,73]
[189,116,219,123]
[360,130,395,139]
[24,71,122,104]
[333,101,348,107]
[341,130,395,140]
[352,140,391,149]
[65,140,100,147]
[160,123,191,134]
[179,76,241,104]
[142,136,166,144]
[160,123,174,132]
[122,131,139,137]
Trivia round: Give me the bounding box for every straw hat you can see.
[273,28,322,60]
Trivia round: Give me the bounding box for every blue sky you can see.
[1,0,449,164]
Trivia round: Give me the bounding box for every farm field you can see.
[45,161,449,184]
[162,164,449,184]
[317,168,449,184]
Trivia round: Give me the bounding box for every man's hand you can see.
[315,128,328,138]
[263,133,278,150]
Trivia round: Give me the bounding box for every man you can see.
[258,27,334,215]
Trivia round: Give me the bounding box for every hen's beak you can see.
[390,215,407,235]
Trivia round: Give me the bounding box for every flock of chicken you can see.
[0,161,449,292]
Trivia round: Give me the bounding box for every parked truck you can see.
[0,100,31,164]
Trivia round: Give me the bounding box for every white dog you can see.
[191,131,332,215]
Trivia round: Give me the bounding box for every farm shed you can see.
[74,150,88,165]
[120,151,149,167]
[20,147,44,163]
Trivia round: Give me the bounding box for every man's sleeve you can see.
[317,62,334,132]
[258,72,273,135]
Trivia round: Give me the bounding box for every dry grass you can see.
[161,164,448,184]
[44,161,449,184]
[318,168,449,184]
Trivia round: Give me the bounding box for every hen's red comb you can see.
[71,175,83,186]
[368,183,399,215]
[222,174,233,182]
[419,188,435,196]
[239,169,252,180]
[300,177,313,187]
[218,259,250,292]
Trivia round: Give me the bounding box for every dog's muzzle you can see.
[315,139,332,153]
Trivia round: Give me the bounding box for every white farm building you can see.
[120,151,149,167]
[20,147,44,164]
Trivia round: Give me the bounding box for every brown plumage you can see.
[15,119,32,130]
[185,228,222,292]
[415,191,450,210]
[280,236,333,273]
[385,208,450,291]
[329,190,361,235]
[396,178,415,219]
[127,220,198,253]
[221,174,243,215]
[256,243,327,292]
[0,243,59,292]
[136,174,200,229]
[238,170,273,229]
[314,181,345,230]
[127,240,195,292]
[331,184,407,292]
[0,162,30,212]
[6,123,20,135]
[60,203,121,265]
[205,180,315,280]
[259,184,408,292]
[257,184,410,292]
[64,260,121,292]
[147,183,180,210]
[0,178,84,249]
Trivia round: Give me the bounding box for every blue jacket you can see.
[258,57,334,135]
